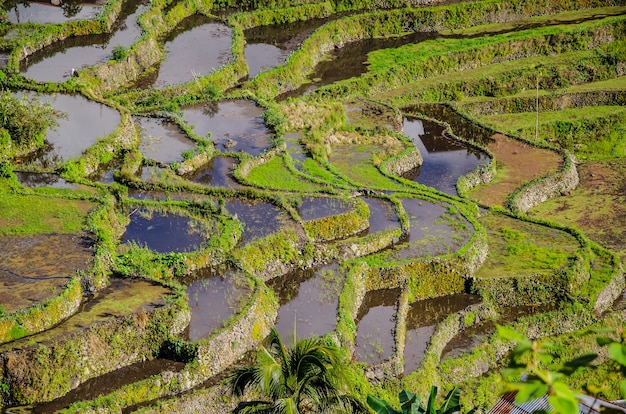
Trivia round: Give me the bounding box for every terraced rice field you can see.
[0,0,625,412]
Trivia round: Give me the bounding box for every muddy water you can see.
[402,117,489,195]
[184,267,251,341]
[284,133,309,171]
[184,156,240,189]
[224,198,292,244]
[121,208,207,253]
[145,15,232,88]
[403,293,481,373]
[180,100,272,156]
[4,0,101,24]
[404,104,495,145]
[298,196,354,221]
[363,197,400,234]
[15,92,120,168]
[0,278,169,351]
[441,303,556,360]
[390,198,472,260]
[267,263,343,345]
[20,0,147,83]
[135,116,196,165]
[278,32,439,100]
[15,172,82,189]
[354,288,400,365]
[0,232,95,313]
[244,16,337,78]
[28,358,185,413]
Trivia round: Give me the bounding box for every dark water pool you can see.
[354,288,400,365]
[224,198,292,244]
[135,116,196,165]
[267,263,343,346]
[402,117,489,195]
[20,0,146,82]
[184,156,240,189]
[180,100,272,156]
[403,293,481,373]
[184,267,251,341]
[121,208,207,253]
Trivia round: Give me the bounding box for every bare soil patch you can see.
[467,134,562,207]
[529,159,626,261]
[0,232,95,313]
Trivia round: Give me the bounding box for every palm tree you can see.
[228,327,366,413]
[367,387,461,414]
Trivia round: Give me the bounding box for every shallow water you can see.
[20,0,147,82]
[184,156,240,189]
[180,100,272,156]
[136,116,196,165]
[389,198,472,260]
[403,293,481,373]
[278,32,439,100]
[224,198,292,244]
[146,14,232,87]
[15,172,82,189]
[363,197,400,234]
[121,208,207,253]
[29,358,185,413]
[298,196,354,221]
[354,288,400,365]
[4,0,101,24]
[441,303,556,359]
[267,263,343,345]
[184,267,251,341]
[402,117,489,195]
[14,92,120,168]
[243,16,336,78]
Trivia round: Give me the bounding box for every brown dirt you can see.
[0,232,95,313]
[467,134,563,207]
[529,159,626,261]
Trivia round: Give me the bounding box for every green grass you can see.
[0,193,94,236]
[245,156,326,192]
[476,212,580,279]
[330,144,407,191]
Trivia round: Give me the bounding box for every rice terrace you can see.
[0,0,625,411]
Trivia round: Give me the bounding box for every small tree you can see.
[228,327,366,414]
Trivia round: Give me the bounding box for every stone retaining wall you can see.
[510,151,579,213]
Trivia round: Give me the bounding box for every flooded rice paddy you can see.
[1,1,613,409]
[135,116,196,165]
[267,263,343,345]
[184,267,251,341]
[145,14,232,87]
[20,0,147,82]
[184,156,240,188]
[402,117,489,195]
[15,92,120,168]
[4,0,102,24]
[180,100,272,156]
[121,208,208,253]
[354,288,401,365]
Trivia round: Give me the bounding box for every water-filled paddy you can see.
[15,92,120,168]
[4,0,101,24]
[180,100,272,156]
[121,208,207,253]
[402,117,489,195]
[146,14,232,87]
[354,288,400,365]
[20,0,146,82]
[136,116,196,165]
[224,198,292,244]
[267,263,343,345]
[184,156,240,188]
[184,267,251,341]
[403,293,481,373]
